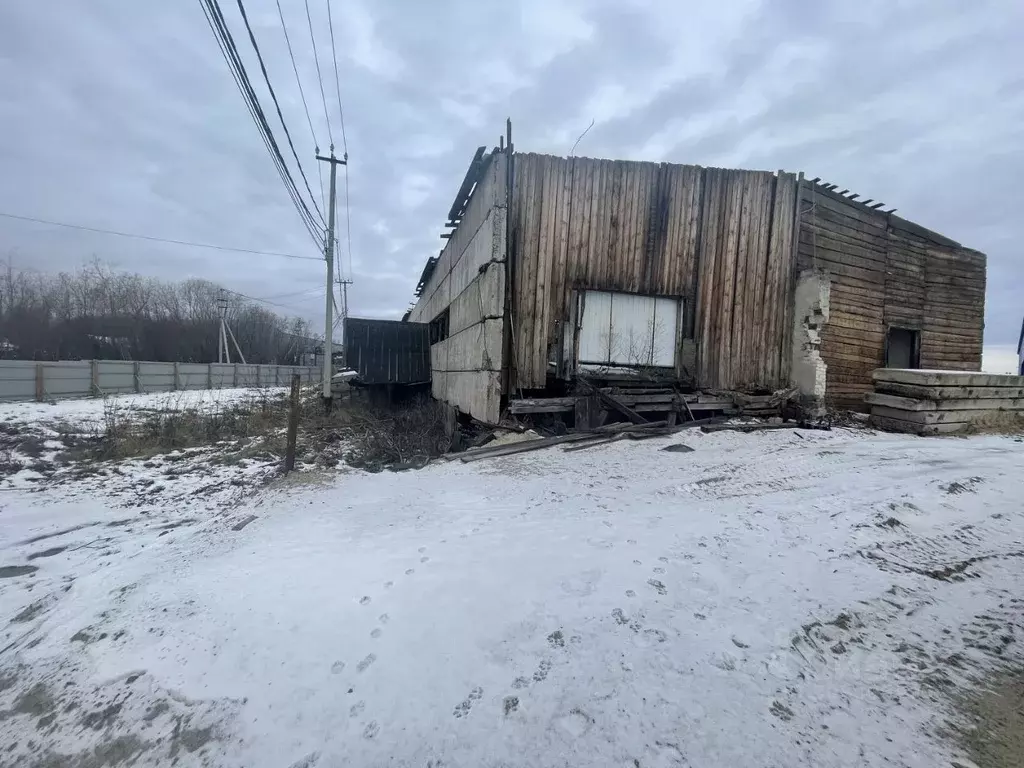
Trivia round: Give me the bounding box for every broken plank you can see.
[580,378,648,424]
[508,397,575,414]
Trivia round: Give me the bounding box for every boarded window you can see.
[578,290,680,368]
[429,308,450,344]
[885,327,920,369]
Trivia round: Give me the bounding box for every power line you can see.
[303,0,333,142]
[325,0,348,155]
[199,0,325,249]
[274,0,327,215]
[200,0,322,248]
[233,0,325,227]
[201,0,320,244]
[0,210,323,261]
[343,166,353,279]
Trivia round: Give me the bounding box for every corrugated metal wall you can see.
[509,154,798,391]
[344,318,430,385]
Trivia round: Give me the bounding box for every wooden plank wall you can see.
[796,182,985,409]
[409,151,507,423]
[509,154,799,391]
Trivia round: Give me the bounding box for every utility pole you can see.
[317,150,347,405]
[217,288,229,364]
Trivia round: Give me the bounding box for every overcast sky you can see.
[0,0,1021,354]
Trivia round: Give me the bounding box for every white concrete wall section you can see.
[0,360,319,402]
[790,270,831,410]
[410,151,508,423]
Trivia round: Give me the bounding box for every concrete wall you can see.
[409,150,507,423]
[0,360,318,402]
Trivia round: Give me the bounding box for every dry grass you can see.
[60,387,453,473]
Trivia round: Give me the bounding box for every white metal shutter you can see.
[578,290,679,368]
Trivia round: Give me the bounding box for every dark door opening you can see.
[885,326,921,369]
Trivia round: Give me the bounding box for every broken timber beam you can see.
[579,378,647,424]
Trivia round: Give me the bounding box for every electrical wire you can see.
[201,0,323,248]
[201,0,320,244]
[303,0,333,142]
[225,287,320,312]
[325,0,348,155]
[0,210,323,261]
[233,0,325,226]
[343,165,353,280]
[199,0,325,249]
[274,0,327,215]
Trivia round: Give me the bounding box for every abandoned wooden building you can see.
[396,133,986,424]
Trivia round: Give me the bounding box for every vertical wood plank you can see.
[695,168,722,387]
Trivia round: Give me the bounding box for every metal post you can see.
[317,151,348,406]
[133,361,141,393]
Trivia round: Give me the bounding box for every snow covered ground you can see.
[1,424,1022,767]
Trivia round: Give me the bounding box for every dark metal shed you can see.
[343,317,431,385]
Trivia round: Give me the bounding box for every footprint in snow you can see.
[383,581,393,589]
[511,676,530,690]
[647,579,667,595]
[356,654,376,673]
[359,596,371,605]
[378,613,389,624]
[453,687,483,718]
[370,628,382,639]
[420,556,430,563]
[405,569,415,576]
[653,566,665,574]
[658,556,669,563]
[418,546,427,553]
[625,589,636,597]
[330,661,345,674]
[362,720,380,739]
[533,659,552,682]
[349,700,366,718]
[547,630,565,648]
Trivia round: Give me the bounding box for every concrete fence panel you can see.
[41,362,93,399]
[178,363,209,390]
[138,362,175,393]
[0,359,320,402]
[96,361,136,395]
[0,360,40,401]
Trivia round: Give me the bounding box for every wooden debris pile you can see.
[867,369,1024,436]
[458,417,722,463]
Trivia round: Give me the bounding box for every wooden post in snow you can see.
[285,374,301,472]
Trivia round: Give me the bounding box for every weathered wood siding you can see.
[409,151,507,423]
[509,154,799,391]
[796,182,985,409]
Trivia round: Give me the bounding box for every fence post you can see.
[133,361,141,393]
[274,365,280,386]
[173,361,180,391]
[233,363,239,388]
[35,363,44,402]
[285,374,301,472]
[255,365,261,388]
[90,360,99,396]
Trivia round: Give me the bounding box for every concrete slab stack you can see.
[868,369,1024,435]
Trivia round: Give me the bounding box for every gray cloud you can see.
[0,0,1020,346]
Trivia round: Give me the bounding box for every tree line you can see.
[0,261,317,364]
